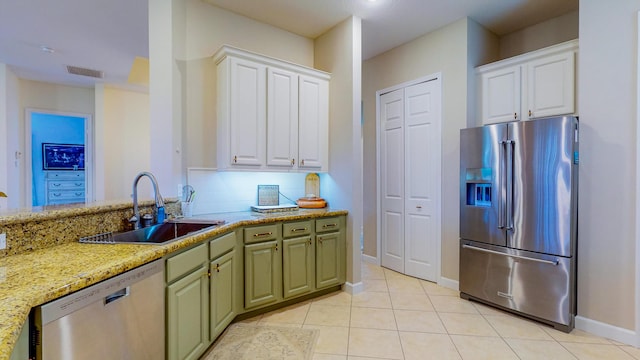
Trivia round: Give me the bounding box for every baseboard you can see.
[342,281,364,295]
[361,253,379,265]
[575,316,638,347]
[438,276,459,291]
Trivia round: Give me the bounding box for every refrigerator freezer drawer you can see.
[460,240,575,331]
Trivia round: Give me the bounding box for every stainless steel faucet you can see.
[130,172,165,229]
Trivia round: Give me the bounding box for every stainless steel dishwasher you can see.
[32,259,165,359]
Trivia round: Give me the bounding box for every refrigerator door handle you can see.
[498,140,506,229]
[462,244,559,266]
[506,140,515,231]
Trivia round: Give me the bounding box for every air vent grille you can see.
[66,65,104,79]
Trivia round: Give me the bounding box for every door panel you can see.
[508,117,577,256]
[403,81,439,281]
[267,67,298,167]
[460,124,507,247]
[380,88,405,273]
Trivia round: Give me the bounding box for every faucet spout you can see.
[131,172,165,230]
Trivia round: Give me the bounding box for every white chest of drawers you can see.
[45,171,85,205]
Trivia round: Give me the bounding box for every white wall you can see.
[0,64,9,209]
[577,0,638,336]
[314,16,363,288]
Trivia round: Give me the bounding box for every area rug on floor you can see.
[200,323,319,360]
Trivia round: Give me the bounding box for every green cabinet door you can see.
[210,250,235,341]
[167,265,209,360]
[316,231,342,289]
[283,236,313,299]
[244,240,281,309]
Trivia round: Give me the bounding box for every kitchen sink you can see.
[79,220,224,245]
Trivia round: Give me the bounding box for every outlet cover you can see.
[0,233,6,250]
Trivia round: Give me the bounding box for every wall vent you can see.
[66,65,104,79]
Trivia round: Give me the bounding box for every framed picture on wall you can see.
[42,143,85,170]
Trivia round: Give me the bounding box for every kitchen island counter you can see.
[0,208,347,360]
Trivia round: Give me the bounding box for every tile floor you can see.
[240,262,640,360]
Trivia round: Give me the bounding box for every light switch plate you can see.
[0,233,6,250]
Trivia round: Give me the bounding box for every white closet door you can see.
[403,80,441,281]
[380,88,405,273]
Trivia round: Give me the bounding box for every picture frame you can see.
[42,143,85,170]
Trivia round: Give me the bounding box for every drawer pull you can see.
[53,183,61,187]
[53,193,61,197]
[253,232,273,237]
[75,192,83,196]
[291,228,307,233]
[75,183,83,186]
[322,223,337,229]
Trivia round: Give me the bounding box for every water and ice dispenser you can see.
[464,168,492,207]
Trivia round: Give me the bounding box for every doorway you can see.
[377,74,442,282]
[25,109,93,206]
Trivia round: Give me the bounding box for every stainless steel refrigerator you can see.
[459,116,578,332]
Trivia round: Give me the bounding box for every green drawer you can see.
[244,224,279,244]
[210,231,236,259]
[282,221,311,238]
[166,243,208,283]
[316,217,341,233]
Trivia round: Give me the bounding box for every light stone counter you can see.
[0,206,347,360]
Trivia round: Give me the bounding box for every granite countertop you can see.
[0,208,347,360]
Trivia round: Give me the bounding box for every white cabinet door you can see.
[267,67,298,167]
[229,57,266,167]
[380,88,405,274]
[403,80,440,281]
[481,65,521,124]
[298,75,328,170]
[526,51,575,119]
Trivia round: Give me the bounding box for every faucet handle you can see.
[128,215,139,229]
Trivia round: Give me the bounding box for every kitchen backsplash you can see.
[187,169,318,214]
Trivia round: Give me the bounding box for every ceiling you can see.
[0,0,577,89]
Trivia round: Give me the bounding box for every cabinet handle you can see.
[215,264,220,273]
[75,192,83,196]
[291,228,307,233]
[233,155,237,163]
[528,110,532,117]
[75,183,83,186]
[301,159,305,166]
[291,158,295,165]
[308,239,312,245]
[416,205,422,209]
[318,237,323,244]
[206,270,211,278]
[53,183,61,187]
[253,232,273,237]
[275,245,278,252]
[514,112,517,120]
[322,223,337,229]
[53,193,61,197]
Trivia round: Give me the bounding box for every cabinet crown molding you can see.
[213,45,331,80]
[476,39,578,74]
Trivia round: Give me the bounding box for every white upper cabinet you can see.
[214,45,330,172]
[477,39,577,125]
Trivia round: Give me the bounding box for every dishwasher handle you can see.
[105,287,130,305]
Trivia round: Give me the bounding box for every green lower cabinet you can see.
[167,265,209,360]
[210,250,236,341]
[244,240,282,309]
[283,236,313,299]
[316,230,343,289]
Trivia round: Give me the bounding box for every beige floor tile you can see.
[620,345,640,359]
[312,291,353,307]
[347,357,394,360]
[348,328,404,359]
[363,279,389,292]
[313,354,347,360]
[394,309,446,333]
[306,304,351,327]
[304,324,349,355]
[259,301,310,325]
[420,280,459,296]
[389,291,435,311]
[362,263,386,280]
[350,307,397,330]
[387,276,425,294]
[352,291,393,309]
[544,328,613,344]
[484,314,552,340]
[504,339,576,360]
[383,267,406,280]
[430,295,479,314]
[399,332,461,360]
[439,313,499,336]
[450,335,519,360]
[562,342,635,359]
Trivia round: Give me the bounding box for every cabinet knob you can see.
[233,156,237,163]
[514,112,517,120]
[301,159,305,166]
[528,110,532,117]
[291,158,295,165]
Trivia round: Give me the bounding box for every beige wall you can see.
[578,0,637,332]
[499,10,579,60]
[314,16,363,286]
[180,0,314,170]
[362,18,470,280]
